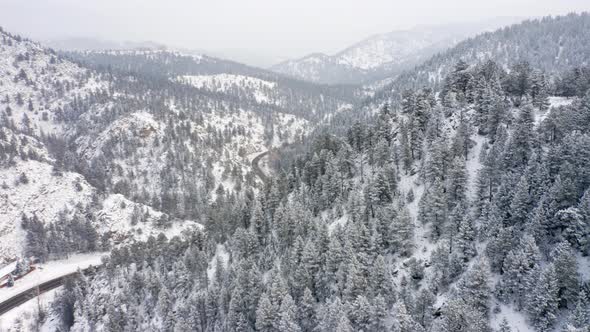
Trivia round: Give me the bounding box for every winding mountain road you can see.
[252,150,269,184]
[0,268,94,316]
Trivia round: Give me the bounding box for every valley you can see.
[1,9,590,332]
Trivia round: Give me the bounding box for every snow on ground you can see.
[202,109,308,194]
[0,160,95,262]
[76,111,164,161]
[327,211,348,234]
[0,262,17,280]
[0,287,61,332]
[180,74,277,104]
[398,172,423,221]
[97,194,203,244]
[0,29,107,137]
[466,134,486,201]
[548,96,574,108]
[535,97,575,126]
[0,150,199,262]
[271,113,308,148]
[207,244,230,282]
[491,304,534,332]
[0,253,105,303]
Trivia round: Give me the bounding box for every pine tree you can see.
[251,200,267,245]
[335,315,354,332]
[299,288,316,332]
[409,115,424,161]
[391,302,425,332]
[375,206,396,251]
[447,156,468,207]
[412,288,435,329]
[566,290,590,330]
[456,215,476,261]
[439,299,490,332]
[278,295,301,332]
[476,85,495,133]
[456,258,491,316]
[527,264,559,332]
[255,293,274,332]
[505,104,535,169]
[349,295,372,331]
[393,207,415,257]
[452,110,474,160]
[399,120,413,174]
[370,255,393,299]
[509,176,532,227]
[424,178,447,238]
[499,234,540,308]
[402,90,416,114]
[343,256,367,302]
[315,298,344,332]
[531,71,550,111]
[550,242,580,309]
[370,295,389,332]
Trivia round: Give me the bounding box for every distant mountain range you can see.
[45,37,168,52]
[270,18,524,85]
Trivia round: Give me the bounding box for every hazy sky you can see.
[1,0,588,65]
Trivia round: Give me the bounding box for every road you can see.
[252,150,269,184]
[0,269,91,316]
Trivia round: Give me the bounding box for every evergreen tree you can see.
[456,259,491,316]
[299,288,316,332]
[255,293,274,332]
[438,299,490,332]
[371,295,389,332]
[527,264,560,332]
[277,295,301,332]
[391,302,424,332]
[456,215,476,261]
[550,242,580,309]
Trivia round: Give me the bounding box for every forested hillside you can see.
[0,25,351,267]
[2,11,590,332]
[372,13,590,106]
[65,49,359,121]
[311,12,590,144]
[25,14,590,332]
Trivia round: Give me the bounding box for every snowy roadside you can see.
[0,287,61,331]
[0,253,106,304]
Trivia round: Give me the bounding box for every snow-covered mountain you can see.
[271,18,523,85]
[65,49,359,117]
[0,29,198,262]
[2,12,590,332]
[369,13,590,109]
[0,28,355,264]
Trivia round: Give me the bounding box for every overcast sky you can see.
[1,0,588,65]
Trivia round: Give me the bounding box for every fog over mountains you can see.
[270,17,523,85]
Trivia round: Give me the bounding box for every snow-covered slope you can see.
[0,27,329,266]
[370,13,590,108]
[180,74,278,104]
[271,18,521,85]
[0,29,106,136]
[0,158,94,260]
[0,29,209,263]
